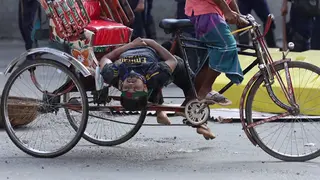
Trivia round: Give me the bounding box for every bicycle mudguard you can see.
[4,47,91,78]
[239,58,291,146]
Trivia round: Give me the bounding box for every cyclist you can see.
[98,37,215,140]
[185,0,248,105]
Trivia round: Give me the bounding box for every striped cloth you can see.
[189,13,244,85]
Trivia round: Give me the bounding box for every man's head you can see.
[119,70,148,111]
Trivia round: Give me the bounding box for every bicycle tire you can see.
[1,59,88,158]
[64,93,147,146]
[245,61,320,161]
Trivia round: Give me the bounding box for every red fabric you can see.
[85,20,132,46]
[83,0,101,20]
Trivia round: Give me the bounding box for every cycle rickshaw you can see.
[1,0,320,162]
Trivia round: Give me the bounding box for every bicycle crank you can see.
[184,99,210,126]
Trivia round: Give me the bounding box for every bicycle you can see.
[158,14,320,161]
[1,0,320,162]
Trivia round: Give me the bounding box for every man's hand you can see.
[131,37,147,47]
[140,38,155,46]
[237,16,249,27]
[225,10,249,27]
[102,38,147,61]
[140,38,177,72]
[225,10,239,24]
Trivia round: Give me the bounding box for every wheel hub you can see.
[184,99,210,126]
[289,104,300,116]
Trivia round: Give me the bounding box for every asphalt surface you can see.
[0,41,319,180]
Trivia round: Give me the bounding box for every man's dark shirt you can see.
[101,46,172,103]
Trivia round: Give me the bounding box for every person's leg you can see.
[191,14,243,139]
[171,56,215,139]
[171,56,196,104]
[289,5,313,52]
[18,0,27,46]
[311,17,320,50]
[144,0,157,39]
[237,0,252,46]
[153,90,171,125]
[194,62,208,92]
[128,0,145,40]
[191,14,243,105]
[131,12,145,40]
[20,0,39,51]
[252,0,276,47]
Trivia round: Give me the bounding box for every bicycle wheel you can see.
[1,59,88,158]
[64,86,147,146]
[245,61,320,161]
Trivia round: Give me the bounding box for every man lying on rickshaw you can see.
[97,37,231,140]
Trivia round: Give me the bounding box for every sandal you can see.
[200,90,232,106]
[196,124,216,140]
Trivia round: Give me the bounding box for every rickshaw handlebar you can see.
[240,14,274,37]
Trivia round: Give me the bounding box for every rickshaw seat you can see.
[83,0,133,46]
[85,19,132,46]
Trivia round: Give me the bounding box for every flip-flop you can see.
[200,90,232,106]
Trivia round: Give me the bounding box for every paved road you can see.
[0,42,319,180]
[1,122,320,180]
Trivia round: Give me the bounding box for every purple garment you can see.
[188,13,244,84]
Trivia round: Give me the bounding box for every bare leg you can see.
[192,65,219,140]
[194,65,208,92]
[156,111,171,125]
[197,68,220,99]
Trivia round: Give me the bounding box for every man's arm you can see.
[281,0,288,16]
[211,0,232,14]
[142,39,177,73]
[101,37,148,62]
[102,42,136,62]
[229,0,240,14]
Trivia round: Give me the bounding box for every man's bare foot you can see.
[156,111,171,125]
[196,124,215,140]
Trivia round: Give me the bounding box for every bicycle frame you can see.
[167,15,296,111]
[153,15,298,141]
